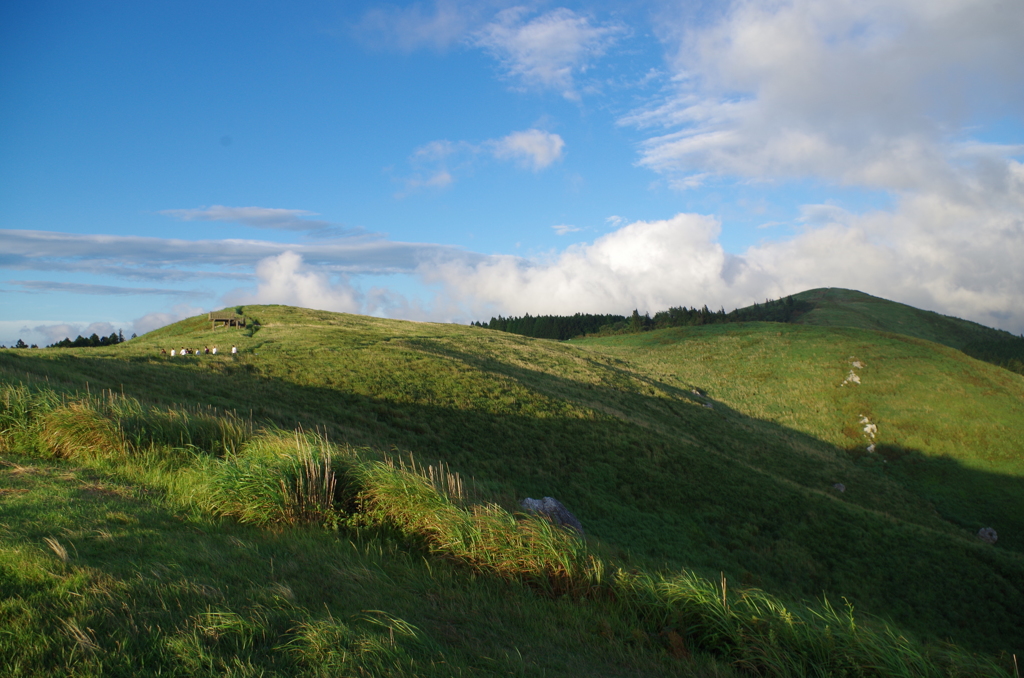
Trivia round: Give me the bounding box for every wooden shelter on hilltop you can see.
[209,311,246,330]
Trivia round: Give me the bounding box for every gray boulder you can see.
[520,497,584,536]
[977,527,998,544]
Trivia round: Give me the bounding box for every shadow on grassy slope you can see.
[1,456,691,678]
[2,349,1022,655]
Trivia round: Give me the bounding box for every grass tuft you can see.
[60,619,99,655]
[40,400,126,460]
[43,537,69,562]
[196,430,347,527]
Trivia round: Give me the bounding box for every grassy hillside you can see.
[2,304,1022,674]
[785,288,1024,372]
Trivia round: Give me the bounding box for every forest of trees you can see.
[471,313,629,341]
[2,330,137,350]
[5,339,39,349]
[46,330,128,348]
[473,296,811,341]
[961,337,1024,376]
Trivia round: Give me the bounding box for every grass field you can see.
[2,302,1022,675]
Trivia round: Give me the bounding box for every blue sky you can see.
[2,0,1023,346]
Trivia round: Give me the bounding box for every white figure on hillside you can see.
[231,345,237,355]
[212,346,218,355]
[170,349,175,357]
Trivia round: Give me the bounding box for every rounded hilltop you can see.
[138,305,453,346]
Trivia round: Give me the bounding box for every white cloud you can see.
[356,4,626,99]
[355,0,478,52]
[160,205,348,236]
[224,251,363,314]
[551,224,581,235]
[0,319,135,347]
[420,213,729,316]
[400,128,565,191]
[402,170,455,194]
[626,0,1024,190]
[6,280,208,297]
[133,303,208,336]
[30,322,116,345]
[1,228,474,279]
[417,203,1024,334]
[31,323,86,345]
[472,7,623,99]
[412,140,461,162]
[490,129,565,170]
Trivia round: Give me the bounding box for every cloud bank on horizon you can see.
[2,0,1022,347]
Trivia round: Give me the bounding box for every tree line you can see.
[3,330,140,350]
[473,296,810,341]
[47,330,133,348]
[961,337,1024,376]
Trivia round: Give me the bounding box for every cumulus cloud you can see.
[133,304,208,336]
[472,7,623,99]
[420,213,728,316]
[490,129,565,170]
[417,205,1024,334]
[224,251,363,314]
[31,322,117,345]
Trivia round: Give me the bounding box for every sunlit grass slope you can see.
[2,304,1023,662]
[574,321,1024,527]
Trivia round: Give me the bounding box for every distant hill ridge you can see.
[477,287,1024,375]
[775,288,1024,374]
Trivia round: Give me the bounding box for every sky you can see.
[2,0,1023,347]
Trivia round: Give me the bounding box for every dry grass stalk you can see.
[44,536,69,562]
[61,619,99,653]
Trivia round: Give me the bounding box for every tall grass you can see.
[40,400,127,460]
[356,458,603,596]
[0,384,60,454]
[613,570,978,677]
[196,430,346,527]
[288,612,453,678]
[113,398,252,458]
[0,383,253,462]
[358,458,1005,676]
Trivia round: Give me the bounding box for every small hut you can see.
[209,311,246,330]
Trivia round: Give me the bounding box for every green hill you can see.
[780,288,1024,372]
[2,302,1022,675]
